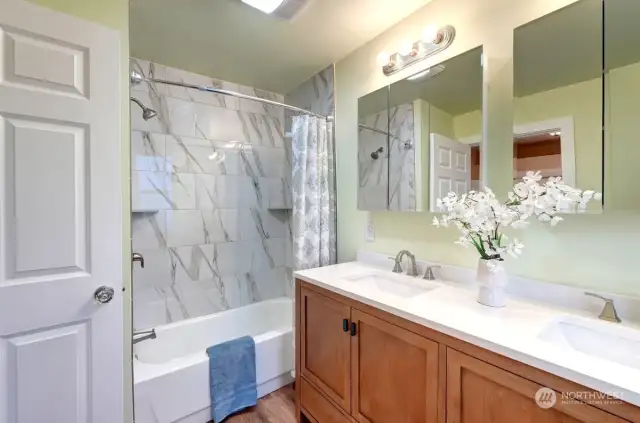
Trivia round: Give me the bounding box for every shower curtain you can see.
[291,115,337,270]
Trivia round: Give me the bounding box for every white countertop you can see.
[295,261,640,407]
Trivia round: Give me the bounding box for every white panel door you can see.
[0,1,123,422]
[429,133,471,212]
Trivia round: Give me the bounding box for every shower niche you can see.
[357,47,483,211]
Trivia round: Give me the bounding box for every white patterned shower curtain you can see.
[291,115,337,270]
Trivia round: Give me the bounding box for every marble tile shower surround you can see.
[358,103,416,210]
[130,58,293,330]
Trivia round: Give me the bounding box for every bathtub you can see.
[134,297,294,423]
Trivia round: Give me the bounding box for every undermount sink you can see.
[538,316,640,370]
[343,272,437,298]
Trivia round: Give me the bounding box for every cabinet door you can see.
[446,348,628,423]
[300,287,352,411]
[351,309,440,423]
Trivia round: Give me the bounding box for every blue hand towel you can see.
[206,336,258,423]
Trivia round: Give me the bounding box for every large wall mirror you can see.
[513,0,603,211]
[605,0,640,211]
[357,46,483,211]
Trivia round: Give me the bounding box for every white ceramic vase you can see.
[476,258,508,308]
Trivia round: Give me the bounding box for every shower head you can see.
[131,69,145,86]
[130,97,157,121]
[371,147,384,160]
[142,108,157,121]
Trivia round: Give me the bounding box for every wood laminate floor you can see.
[220,385,296,423]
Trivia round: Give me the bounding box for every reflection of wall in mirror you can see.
[358,103,416,211]
[451,76,603,196]
[606,61,640,211]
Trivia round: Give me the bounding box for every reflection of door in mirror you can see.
[513,0,602,211]
[429,133,471,212]
[358,87,389,211]
[605,0,640,211]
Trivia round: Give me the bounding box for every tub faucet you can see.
[391,250,418,277]
[133,328,157,345]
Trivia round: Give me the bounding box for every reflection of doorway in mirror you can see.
[460,117,575,189]
[513,132,561,183]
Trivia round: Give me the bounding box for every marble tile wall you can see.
[358,103,416,211]
[131,58,293,330]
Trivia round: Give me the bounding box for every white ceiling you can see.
[130,0,432,94]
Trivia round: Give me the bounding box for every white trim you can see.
[457,116,576,187]
[413,99,424,211]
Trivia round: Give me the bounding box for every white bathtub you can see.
[134,297,294,423]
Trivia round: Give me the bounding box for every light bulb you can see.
[399,41,415,56]
[421,26,438,43]
[376,52,391,67]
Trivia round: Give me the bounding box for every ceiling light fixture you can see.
[241,0,286,14]
[378,25,456,77]
[240,0,309,19]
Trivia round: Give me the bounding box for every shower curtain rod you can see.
[130,70,333,121]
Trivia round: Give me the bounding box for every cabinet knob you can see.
[343,318,349,332]
[350,322,357,336]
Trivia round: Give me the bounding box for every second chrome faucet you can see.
[391,250,419,276]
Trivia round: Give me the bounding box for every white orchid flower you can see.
[432,171,599,264]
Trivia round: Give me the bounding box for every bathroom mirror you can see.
[512,0,603,209]
[358,86,390,210]
[388,46,483,212]
[605,0,640,211]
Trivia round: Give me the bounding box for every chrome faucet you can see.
[423,265,441,280]
[133,328,157,345]
[585,292,621,323]
[390,250,418,276]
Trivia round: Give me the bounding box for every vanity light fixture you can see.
[378,25,456,76]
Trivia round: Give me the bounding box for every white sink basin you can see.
[343,272,437,298]
[538,316,640,369]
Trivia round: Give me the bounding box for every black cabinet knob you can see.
[350,322,357,336]
[343,318,349,332]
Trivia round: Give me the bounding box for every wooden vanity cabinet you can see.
[299,287,352,411]
[446,349,627,423]
[295,280,640,423]
[350,309,440,423]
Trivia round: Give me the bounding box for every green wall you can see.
[335,0,640,297]
[26,0,132,421]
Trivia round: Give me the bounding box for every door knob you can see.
[94,286,115,304]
